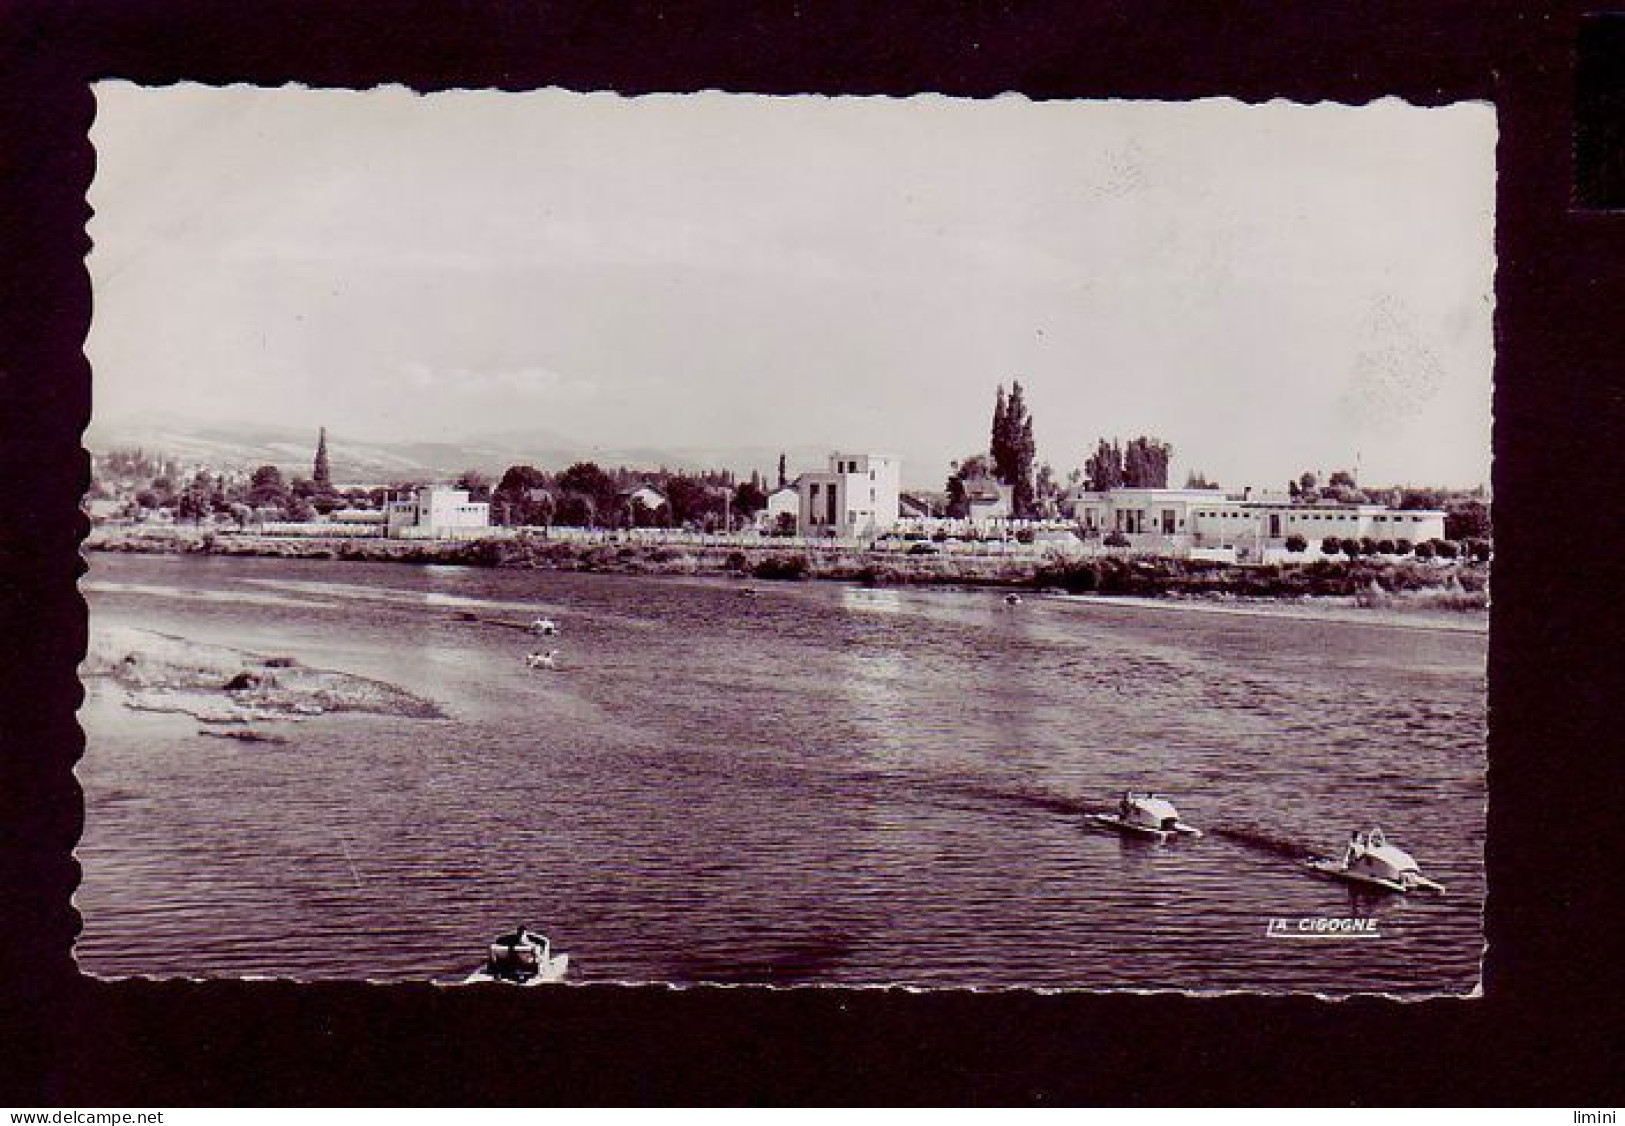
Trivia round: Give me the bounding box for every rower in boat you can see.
[1086,791,1203,839]
[1305,827,1445,894]
[463,925,570,985]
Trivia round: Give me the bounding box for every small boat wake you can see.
[874,772,1446,896]
[1213,824,1446,894]
[1209,825,1316,861]
[916,777,1097,821]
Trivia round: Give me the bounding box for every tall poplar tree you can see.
[990,381,1036,517]
[313,427,332,490]
[1084,439,1124,491]
[1122,436,1171,487]
[989,385,1009,477]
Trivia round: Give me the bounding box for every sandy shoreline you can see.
[82,623,445,728]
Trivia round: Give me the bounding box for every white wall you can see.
[1221,505,1445,545]
[798,472,839,536]
[1063,488,1448,549]
[761,487,800,530]
[386,488,490,538]
[797,453,901,538]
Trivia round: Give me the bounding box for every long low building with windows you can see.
[1063,487,1447,561]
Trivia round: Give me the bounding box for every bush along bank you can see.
[1031,554,1488,606]
[84,526,1488,606]
[85,528,1058,586]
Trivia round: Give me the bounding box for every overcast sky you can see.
[87,84,1495,489]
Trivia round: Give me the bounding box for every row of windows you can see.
[1189,511,1429,524]
[1276,513,1428,524]
[809,482,880,500]
[835,460,887,480]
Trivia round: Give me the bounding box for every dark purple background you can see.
[2,0,1621,1105]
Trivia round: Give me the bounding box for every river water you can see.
[75,552,1486,993]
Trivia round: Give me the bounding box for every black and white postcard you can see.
[77,85,1494,995]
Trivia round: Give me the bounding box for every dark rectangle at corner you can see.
[1576,13,1625,208]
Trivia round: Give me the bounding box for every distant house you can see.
[961,477,1012,523]
[898,492,936,520]
[761,483,801,531]
[384,486,490,539]
[82,497,123,522]
[621,484,667,512]
[616,483,667,528]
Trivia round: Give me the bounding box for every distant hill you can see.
[83,416,836,485]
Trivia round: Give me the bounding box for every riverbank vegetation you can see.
[85,525,1488,611]
[1029,554,1487,607]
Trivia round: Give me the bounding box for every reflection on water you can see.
[842,586,904,615]
[76,553,1486,992]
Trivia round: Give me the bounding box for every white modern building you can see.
[797,452,902,538]
[1066,487,1230,536]
[1062,486,1447,560]
[384,486,491,539]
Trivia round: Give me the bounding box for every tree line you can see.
[1288,470,1491,538]
[90,440,781,533]
[488,462,771,531]
[87,459,357,526]
[936,381,1490,541]
[944,381,1181,519]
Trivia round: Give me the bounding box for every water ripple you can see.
[76,555,1485,993]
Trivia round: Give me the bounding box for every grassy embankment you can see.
[85,525,1489,609]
